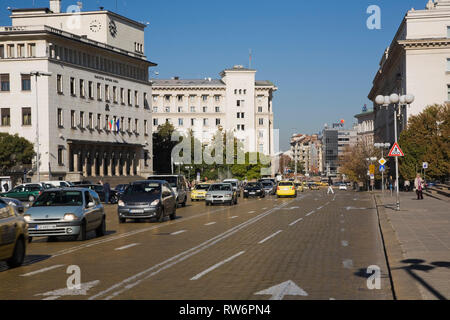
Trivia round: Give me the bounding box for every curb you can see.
[373,194,424,300]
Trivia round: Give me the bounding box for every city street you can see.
[0,190,392,300]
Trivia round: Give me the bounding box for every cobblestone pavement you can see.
[0,190,392,300]
[376,192,450,300]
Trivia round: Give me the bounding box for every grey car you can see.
[24,188,106,242]
[205,183,238,206]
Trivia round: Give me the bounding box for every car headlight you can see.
[8,201,17,207]
[206,194,211,197]
[225,194,232,198]
[118,200,125,207]
[23,214,31,222]
[150,199,160,206]
[63,213,78,221]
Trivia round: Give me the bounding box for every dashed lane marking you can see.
[115,243,140,251]
[20,265,65,277]
[258,230,283,245]
[190,251,246,281]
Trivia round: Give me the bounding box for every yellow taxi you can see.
[190,183,211,201]
[276,181,297,198]
[0,198,28,268]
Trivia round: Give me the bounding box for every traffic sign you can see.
[379,165,385,172]
[388,142,404,157]
[379,158,386,166]
[370,174,375,180]
[369,165,375,175]
[423,162,428,169]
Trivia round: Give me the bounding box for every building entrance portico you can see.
[67,140,148,181]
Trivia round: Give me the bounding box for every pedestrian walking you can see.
[103,181,111,204]
[404,180,410,192]
[389,176,393,196]
[414,174,424,200]
[327,177,334,195]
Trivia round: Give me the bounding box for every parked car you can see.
[277,181,297,198]
[191,183,210,201]
[76,184,118,204]
[41,181,74,188]
[243,182,265,198]
[205,183,238,206]
[339,184,348,191]
[24,188,106,242]
[72,180,93,186]
[23,182,54,190]
[147,175,187,207]
[118,180,177,223]
[223,179,241,197]
[262,181,277,195]
[0,184,44,202]
[0,197,25,214]
[0,198,28,268]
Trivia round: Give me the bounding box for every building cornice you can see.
[398,37,450,49]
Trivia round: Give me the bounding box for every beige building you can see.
[290,134,323,175]
[354,106,375,146]
[0,1,155,182]
[368,0,450,143]
[151,66,277,157]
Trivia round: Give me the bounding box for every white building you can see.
[290,134,323,175]
[151,66,277,157]
[368,0,450,143]
[0,1,155,182]
[354,106,375,146]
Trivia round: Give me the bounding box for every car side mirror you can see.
[87,202,95,208]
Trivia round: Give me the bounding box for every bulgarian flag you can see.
[109,120,113,130]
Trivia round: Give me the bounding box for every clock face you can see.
[89,20,102,33]
[109,20,118,37]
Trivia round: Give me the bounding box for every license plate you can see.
[250,192,255,195]
[131,209,144,214]
[37,225,57,230]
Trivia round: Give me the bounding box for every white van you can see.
[41,181,74,188]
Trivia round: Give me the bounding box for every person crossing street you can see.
[327,177,334,195]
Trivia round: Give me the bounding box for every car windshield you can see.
[209,184,232,191]
[150,177,177,188]
[126,183,161,195]
[279,182,294,187]
[247,183,260,188]
[224,181,237,187]
[33,191,83,207]
[262,183,273,188]
[195,184,210,191]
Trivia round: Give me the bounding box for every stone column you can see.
[115,151,121,176]
[91,151,97,177]
[107,149,113,176]
[122,151,129,176]
[99,148,105,177]
[82,150,88,177]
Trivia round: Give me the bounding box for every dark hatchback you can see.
[76,184,118,204]
[117,180,177,223]
[243,182,265,198]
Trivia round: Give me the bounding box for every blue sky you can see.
[0,0,427,150]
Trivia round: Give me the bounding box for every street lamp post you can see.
[375,93,415,211]
[22,71,52,183]
[374,142,391,193]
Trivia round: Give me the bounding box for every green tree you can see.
[399,104,449,181]
[152,122,178,174]
[0,133,34,174]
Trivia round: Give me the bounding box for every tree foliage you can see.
[152,122,178,174]
[399,104,449,181]
[0,133,34,174]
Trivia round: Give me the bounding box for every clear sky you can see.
[0,0,428,150]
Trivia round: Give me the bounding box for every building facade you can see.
[290,134,323,175]
[354,106,375,146]
[368,0,450,143]
[322,126,357,176]
[0,1,155,182]
[151,66,277,158]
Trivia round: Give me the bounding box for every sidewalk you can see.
[375,191,450,300]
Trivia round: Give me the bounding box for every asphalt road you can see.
[0,190,393,300]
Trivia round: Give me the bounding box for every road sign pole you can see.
[394,107,400,211]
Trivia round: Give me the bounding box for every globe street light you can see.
[374,93,415,211]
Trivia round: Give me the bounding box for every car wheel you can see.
[47,236,57,242]
[158,208,165,223]
[6,238,25,268]
[95,216,106,237]
[182,199,186,207]
[77,221,87,241]
[118,217,126,224]
[28,195,35,202]
[170,208,177,220]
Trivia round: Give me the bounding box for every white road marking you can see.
[343,259,353,269]
[317,206,324,210]
[89,202,293,300]
[248,211,256,214]
[42,296,61,300]
[20,265,65,277]
[230,216,238,219]
[262,208,267,210]
[289,218,303,227]
[115,243,140,251]
[190,251,246,281]
[171,230,187,235]
[341,240,349,247]
[305,211,315,217]
[36,280,100,300]
[258,230,283,244]
[205,222,216,226]
[255,281,308,300]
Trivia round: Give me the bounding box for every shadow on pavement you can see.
[0,254,52,273]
